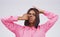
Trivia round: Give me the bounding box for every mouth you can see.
[29,19,32,22]
[28,18,32,22]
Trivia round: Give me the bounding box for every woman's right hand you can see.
[18,14,28,20]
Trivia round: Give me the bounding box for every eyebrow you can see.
[29,12,36,14]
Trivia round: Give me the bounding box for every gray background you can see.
[0,0,60,37]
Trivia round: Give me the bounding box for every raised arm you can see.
[33,6,58,32]
[1,14,28,33]
[40,10,58,33]
[1,16,22,33]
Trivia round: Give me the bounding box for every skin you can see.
[28,10,36,27]
[18,7,44,27]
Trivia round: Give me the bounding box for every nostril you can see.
[30,16,32,17]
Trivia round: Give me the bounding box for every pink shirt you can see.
[1,10,58,37]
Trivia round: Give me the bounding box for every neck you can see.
[29,23,34,27]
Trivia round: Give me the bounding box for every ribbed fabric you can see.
[1,10,58,37]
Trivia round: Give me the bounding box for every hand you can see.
[18,14,28,20]
[22,14,28,20]
[33,6,44,14]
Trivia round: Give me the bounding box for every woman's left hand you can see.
[33,6,44,14]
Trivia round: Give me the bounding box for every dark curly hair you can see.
[24,8,40,29]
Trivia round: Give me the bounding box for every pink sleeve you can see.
[1,16,22,33]
[41,10,58,33]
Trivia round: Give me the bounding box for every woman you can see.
[1,7,58,37]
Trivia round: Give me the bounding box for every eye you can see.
[28,13,31,15]
[33,14,36,16]
[28,13,36,16]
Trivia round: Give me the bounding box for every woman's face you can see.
[28,10,36,24]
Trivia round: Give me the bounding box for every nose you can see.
[29,14,33,17]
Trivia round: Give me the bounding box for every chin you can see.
[29,21,34,24]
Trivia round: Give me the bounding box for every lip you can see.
[29,18,32,21]
[29,18,32,20]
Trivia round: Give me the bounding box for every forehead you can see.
[29,10,35,14]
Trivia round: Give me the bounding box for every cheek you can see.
[32,16,36,21]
